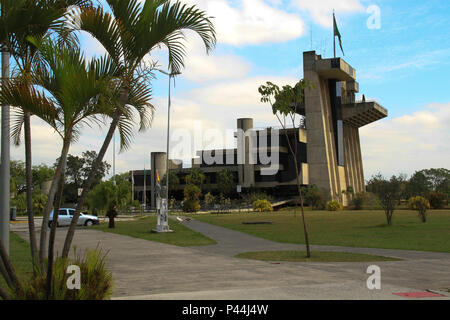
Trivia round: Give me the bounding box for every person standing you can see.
[106,202,118,229]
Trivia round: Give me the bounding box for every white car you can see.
[49,208,99,227]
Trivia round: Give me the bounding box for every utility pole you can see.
[0,40,10,254]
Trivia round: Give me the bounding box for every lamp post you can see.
[154,68,180,233]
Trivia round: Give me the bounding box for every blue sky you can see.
[10,0,450,179]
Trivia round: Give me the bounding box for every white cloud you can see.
[179,36,252,83]
[293,0,364,28]
[188,75,298,107]
[183,0,305,45]
[360,102,450,179]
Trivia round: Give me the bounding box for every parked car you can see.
[48,208,99,227]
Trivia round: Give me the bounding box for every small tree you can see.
[185,169,206,187]
[352,192,369,210]
[217,169,235,196]
[426,191,448,209]
[367,174,403,225]
[304,186,325,210]
[259,80,312,257]
[408,196,430,223]
[183,184,202,213]
[204,192,215,210]
[161,170,180,197]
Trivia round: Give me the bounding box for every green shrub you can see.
[242,191,272,206]
[408,196,430,223]
[304,187,325,210]
[426,191,448,209]
[352,192,369,210]
[183,199,201,213]
[253,199,273,212]
[184,184,202,201]
[204,192,215,209]
[32,192,48,215]
[326,200,343,211]
[14,248,113,300]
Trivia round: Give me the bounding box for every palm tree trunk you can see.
[45,175,65,299]
[0,285,10,300]
[24,112,38,267]
[45,137,70,298]
[39,137,68,267]
[61,110,122,258]
[0,238,21,293]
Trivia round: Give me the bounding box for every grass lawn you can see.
[93,215,216,247]
[193,210,450,253]
[235,250,402,262]
[0,232,34,295]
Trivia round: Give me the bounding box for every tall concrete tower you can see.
[303,51,387,204]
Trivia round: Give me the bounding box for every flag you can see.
[333,13,344,56]
[156,170,160,185]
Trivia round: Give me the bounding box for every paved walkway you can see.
[10,218,450,300]
[172,217,450,260]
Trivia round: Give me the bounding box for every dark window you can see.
[58,209,67,216]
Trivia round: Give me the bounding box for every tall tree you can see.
[259,80,312,258]
[0,0,92,267]
[216,169,235,196]
[1,37,118,295]
[62,0,216,258]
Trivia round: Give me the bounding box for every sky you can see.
[8,0,450,180]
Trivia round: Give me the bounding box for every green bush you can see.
[408,196,430,223]
[204,192,215,209]
[184,184,202,201]
[304,187,325,210]
[183,199,201,213]
[352,192,369,210]
[32,192,48,215]
[426,191,448,209]
[14,248,113,300]
[326,200,343,211]
[242,191,272,206]
[253,199,273,212]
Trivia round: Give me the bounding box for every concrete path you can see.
[172,217,450,260]
[10,219,450,300]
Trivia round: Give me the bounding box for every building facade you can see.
[131,51,388,207]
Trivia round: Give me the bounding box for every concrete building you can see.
[131,51,388,207]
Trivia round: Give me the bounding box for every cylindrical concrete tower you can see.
[237,118,255,188]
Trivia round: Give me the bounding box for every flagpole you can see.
[333,10,336,58]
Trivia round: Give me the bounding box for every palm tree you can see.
[0,0,92,267]
[1,36,122,296]
[61,0,216,258]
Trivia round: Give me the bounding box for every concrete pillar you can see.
[237,118,255,187]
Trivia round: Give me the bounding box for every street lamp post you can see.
[153,68,179,233]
